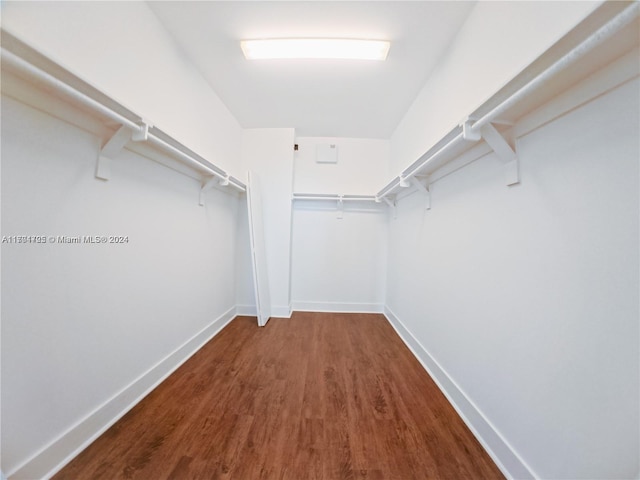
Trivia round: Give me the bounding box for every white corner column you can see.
[240,128,296,317]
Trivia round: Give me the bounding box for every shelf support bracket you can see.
[411,177,431,210]
[219,175,230,187]
[337,196,344,219]
[131,122,149,142]
[481,123,519,186]
[96,125,132,180]
[462,117,482,142]
[199,176,219,206]
[382,197,397,219]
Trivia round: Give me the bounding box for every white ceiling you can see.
[148,1,476,139]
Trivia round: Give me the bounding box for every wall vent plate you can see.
[316,144,338,163]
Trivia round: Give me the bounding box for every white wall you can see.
[291,137,389,312]
[1,4,246,476]
[240,129,296,318]
[235,195,257,316]
[386,71,639,479]
[1,1,243,177]
[291,204,387,313]
[390,0,602,176]
[1,96,241,477]
[294,137,390,195]
[239,135,391,316]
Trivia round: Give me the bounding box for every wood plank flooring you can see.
[53,312,504,480]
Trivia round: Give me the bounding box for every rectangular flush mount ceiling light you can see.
[241,38,390,61]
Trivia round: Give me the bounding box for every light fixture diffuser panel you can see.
[241,39,390,61]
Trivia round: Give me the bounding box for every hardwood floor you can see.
[53,313,504,480]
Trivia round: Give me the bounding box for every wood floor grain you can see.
[53,313,505,480]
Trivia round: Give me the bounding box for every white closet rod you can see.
[377,131,462,199]
[468,1,639,135]
[2,48,143,132]
[377,1,639,200]
[293,193,378,202]
[1,47,246,192]
[146,134,244,191]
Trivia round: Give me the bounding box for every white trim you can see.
[271,304,293,319]
[210,304,291,319]
[293,301,384,314]
[8,307,237,480]
[235,304,258,316]
[383,306,536,480]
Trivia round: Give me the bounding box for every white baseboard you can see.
[383,306,536,480]
[9,307,237,480]
[292,301,384,314]
[271,304,292,318]
[235,305,291,319]
[235,304,257,316]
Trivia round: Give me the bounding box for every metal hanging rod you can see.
[467,1,640,136]
[377,130,463,199]
[376,1,639,202]
[146,134,245,192]
[292,193,378,202]
[1,44,246,193]
[292,193,382,220]
[2,48,144,133]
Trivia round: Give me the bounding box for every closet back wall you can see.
[291,137,389,313]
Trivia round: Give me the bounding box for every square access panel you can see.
[316,144,338,163]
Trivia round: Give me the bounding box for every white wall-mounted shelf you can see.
[293,193,378,202]
[0,30,246,203]
[292,193,381,219]
[295,2,638,212]
[376,1,638,205]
